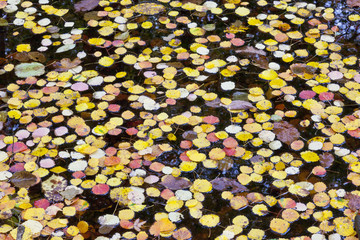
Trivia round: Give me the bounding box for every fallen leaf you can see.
[211,177,248,193]
[10,171,37,188]
[273,121,300,145]
[74,0,100,12]
[347,0,360,8]
[53,58,82,72]
[221,100,255,111]
[160,175,192,190]
[319,153,335,168]
[345,193,360,211]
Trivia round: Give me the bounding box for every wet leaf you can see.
[211,177,249,193]
[28,52,46,63]
[160,175,192,190]
[15,63,45,78]
[347,0,360,7]
[345,193,360,211]
[74,0,100,12]
[273,121,300,145]
[319,153,335,168]
[131,3,165,15]
[53,58,81,72]
[221,100,255,111]
[10,171,37,188]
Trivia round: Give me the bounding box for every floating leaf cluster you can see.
[0,0,360,239]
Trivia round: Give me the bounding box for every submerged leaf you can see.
[10,171,37,188]
[319,153,335,168]
[273,121,300,145]
[160,175,192,190]
[75,0,100,12]
[221,100,255,111]
[211,177,249,193]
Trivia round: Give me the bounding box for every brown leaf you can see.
[221,100,255,111]
[345,193,360,211]
[28,52,46,63]
[319,153,335,168]
[290,63,317,75]
[273,121,300,145]
[173,227,192,240]
[252,55,269,69]
[10,171,37,188]
[74,0,100,12]
[211,177,248,193]
[53,58,82,72]
[182,131,197,141]
[218,157,234,172]
[160,175,192,190]
[13,52,30,62]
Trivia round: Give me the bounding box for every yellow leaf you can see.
[183,67,200,77]
[47,219,68,229]
[192,179,212,192]
[334,217,354,236]
[88,38,105,46]
[51,166,67,173]
[123,54,137,64]
[235,7,250,16]
[16,44,31,52]
[99,56,115,67]
[259,69,278,80]
[300,151,319,162]
[180,161,197,172]
[165,197,184,212]
[270,218,290,234]
[199,214,220,227]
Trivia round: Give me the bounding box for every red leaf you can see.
[34,199,50,209]
[7,142,28,153]
[91,184,110,195]
[203,115,219,124]
[104,156,121,166]
[223,137,238,148]
[299,90,316,100]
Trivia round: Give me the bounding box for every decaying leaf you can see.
[235,46,266,56]
[273,121,300,145]
[221,100,255,111]
[28,52,46,63]
[53,58,82,72]
[345,193,360,211]
[10,171,37,188]
[160,175,192,190]
[319,153,335,168]
[211,177,249,193]
[290,63,317,75]
[74,0,100,12]
[347,0,360,7]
